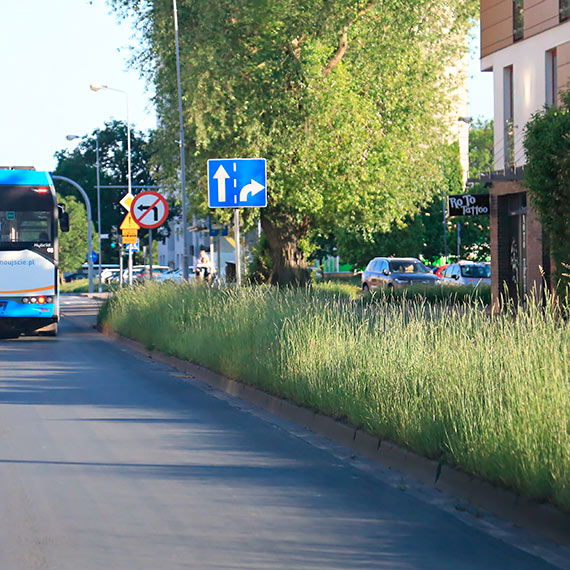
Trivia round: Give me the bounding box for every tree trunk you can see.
[261,210,310,286]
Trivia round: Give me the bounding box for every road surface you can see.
[0,295,565,569]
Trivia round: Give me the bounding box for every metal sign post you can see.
[234,208,241,286]
[149,228,153,281]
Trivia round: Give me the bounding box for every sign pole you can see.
[119,245,124,287]
[234,208,241,287]
[128,247,133,285]
[149,228,153,281]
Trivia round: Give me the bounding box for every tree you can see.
[524,89,570,294]
[111,0,477,284]
[332,139,490,268]
[57,194,97,274]
[469,118,494,177]
[53,121,156,264]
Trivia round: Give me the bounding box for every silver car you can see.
[440,262,491,287]
[361,257,438,292]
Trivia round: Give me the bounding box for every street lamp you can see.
[442,116,474,261]
[172,0,190,281]
[66,133,102,293]
[90,82,134,284]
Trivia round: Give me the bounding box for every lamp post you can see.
[442,116,473,261]
[90,82,134,285]
[172,0,190,281]
[66,133,102,293]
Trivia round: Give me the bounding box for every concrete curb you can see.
[102,327,570,549]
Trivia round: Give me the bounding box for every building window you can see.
[513,0,524,41]
[546,49,558,106]
[503,66,515,170]
[561,0,570,22]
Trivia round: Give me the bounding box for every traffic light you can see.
[110,225,119,248]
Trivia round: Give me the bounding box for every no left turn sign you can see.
[130,191,169,229]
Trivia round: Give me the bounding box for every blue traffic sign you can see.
[207,158,266,208]
[125,240,140,253]
[86,251,98,263]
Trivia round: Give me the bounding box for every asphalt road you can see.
[0,295,565,569]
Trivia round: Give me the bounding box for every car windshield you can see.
[460,264,490,278]
[389,260,429,274]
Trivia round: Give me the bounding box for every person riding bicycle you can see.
[195,247,215,281]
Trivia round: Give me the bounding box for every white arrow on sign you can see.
[239,179,265,203]
[213,165,230,203]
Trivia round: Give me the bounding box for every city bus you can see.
[0,168,69,337]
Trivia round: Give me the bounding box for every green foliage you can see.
[110,0,477,283]
[100,283,570,511]
[524,90,570,294]
[57,194,98,274]
[332,142,490,267]
[53,121,157,264]
[469,118,494,177]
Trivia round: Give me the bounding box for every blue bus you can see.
[0,168,69,337]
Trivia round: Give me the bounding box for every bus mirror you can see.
[60,212,70,232]
[58,204,70,232]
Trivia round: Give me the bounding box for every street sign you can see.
[119,193,134,211]
[130,191,169,229]
[448,193,490,217]
[122,230,138,244]
[125,240,139,252]
[207,158,266,208]
[86,251,98,263]
[120,211,140,231]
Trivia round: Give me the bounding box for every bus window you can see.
[0,210,52,243]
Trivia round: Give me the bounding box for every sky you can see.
[0,1,493,173]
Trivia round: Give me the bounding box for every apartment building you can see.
[480,0,570,302]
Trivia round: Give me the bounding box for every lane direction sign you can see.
[130,191,169,229]
[207,158,266,208]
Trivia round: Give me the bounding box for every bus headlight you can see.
[22,297,30,304]
[46,296,53,304]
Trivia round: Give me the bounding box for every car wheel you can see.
[362,283,370,293]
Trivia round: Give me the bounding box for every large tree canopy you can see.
[111,0,477,283]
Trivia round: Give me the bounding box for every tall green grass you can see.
[99,282,570,512]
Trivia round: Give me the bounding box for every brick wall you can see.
[490,180,545,304]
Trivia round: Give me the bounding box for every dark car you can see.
[361,257,438,292]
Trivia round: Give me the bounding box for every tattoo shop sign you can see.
[448,193,489,217]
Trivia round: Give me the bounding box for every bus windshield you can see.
[0,185,54,245]
[0,210,52,243]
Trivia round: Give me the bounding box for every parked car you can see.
[361,257,438,292]
[433,264,449,279]
[63,271,88,283]
[119,265,170,283]
[157,267,195,283]
[440,261,491,287]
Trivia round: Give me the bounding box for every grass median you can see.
[99,281,570,512]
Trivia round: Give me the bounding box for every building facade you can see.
[480,0,570,302]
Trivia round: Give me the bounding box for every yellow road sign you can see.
[119,193,134,211]
[120,212,140,231]
[122,229,138,244]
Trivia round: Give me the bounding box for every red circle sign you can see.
[130,191,169,229]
